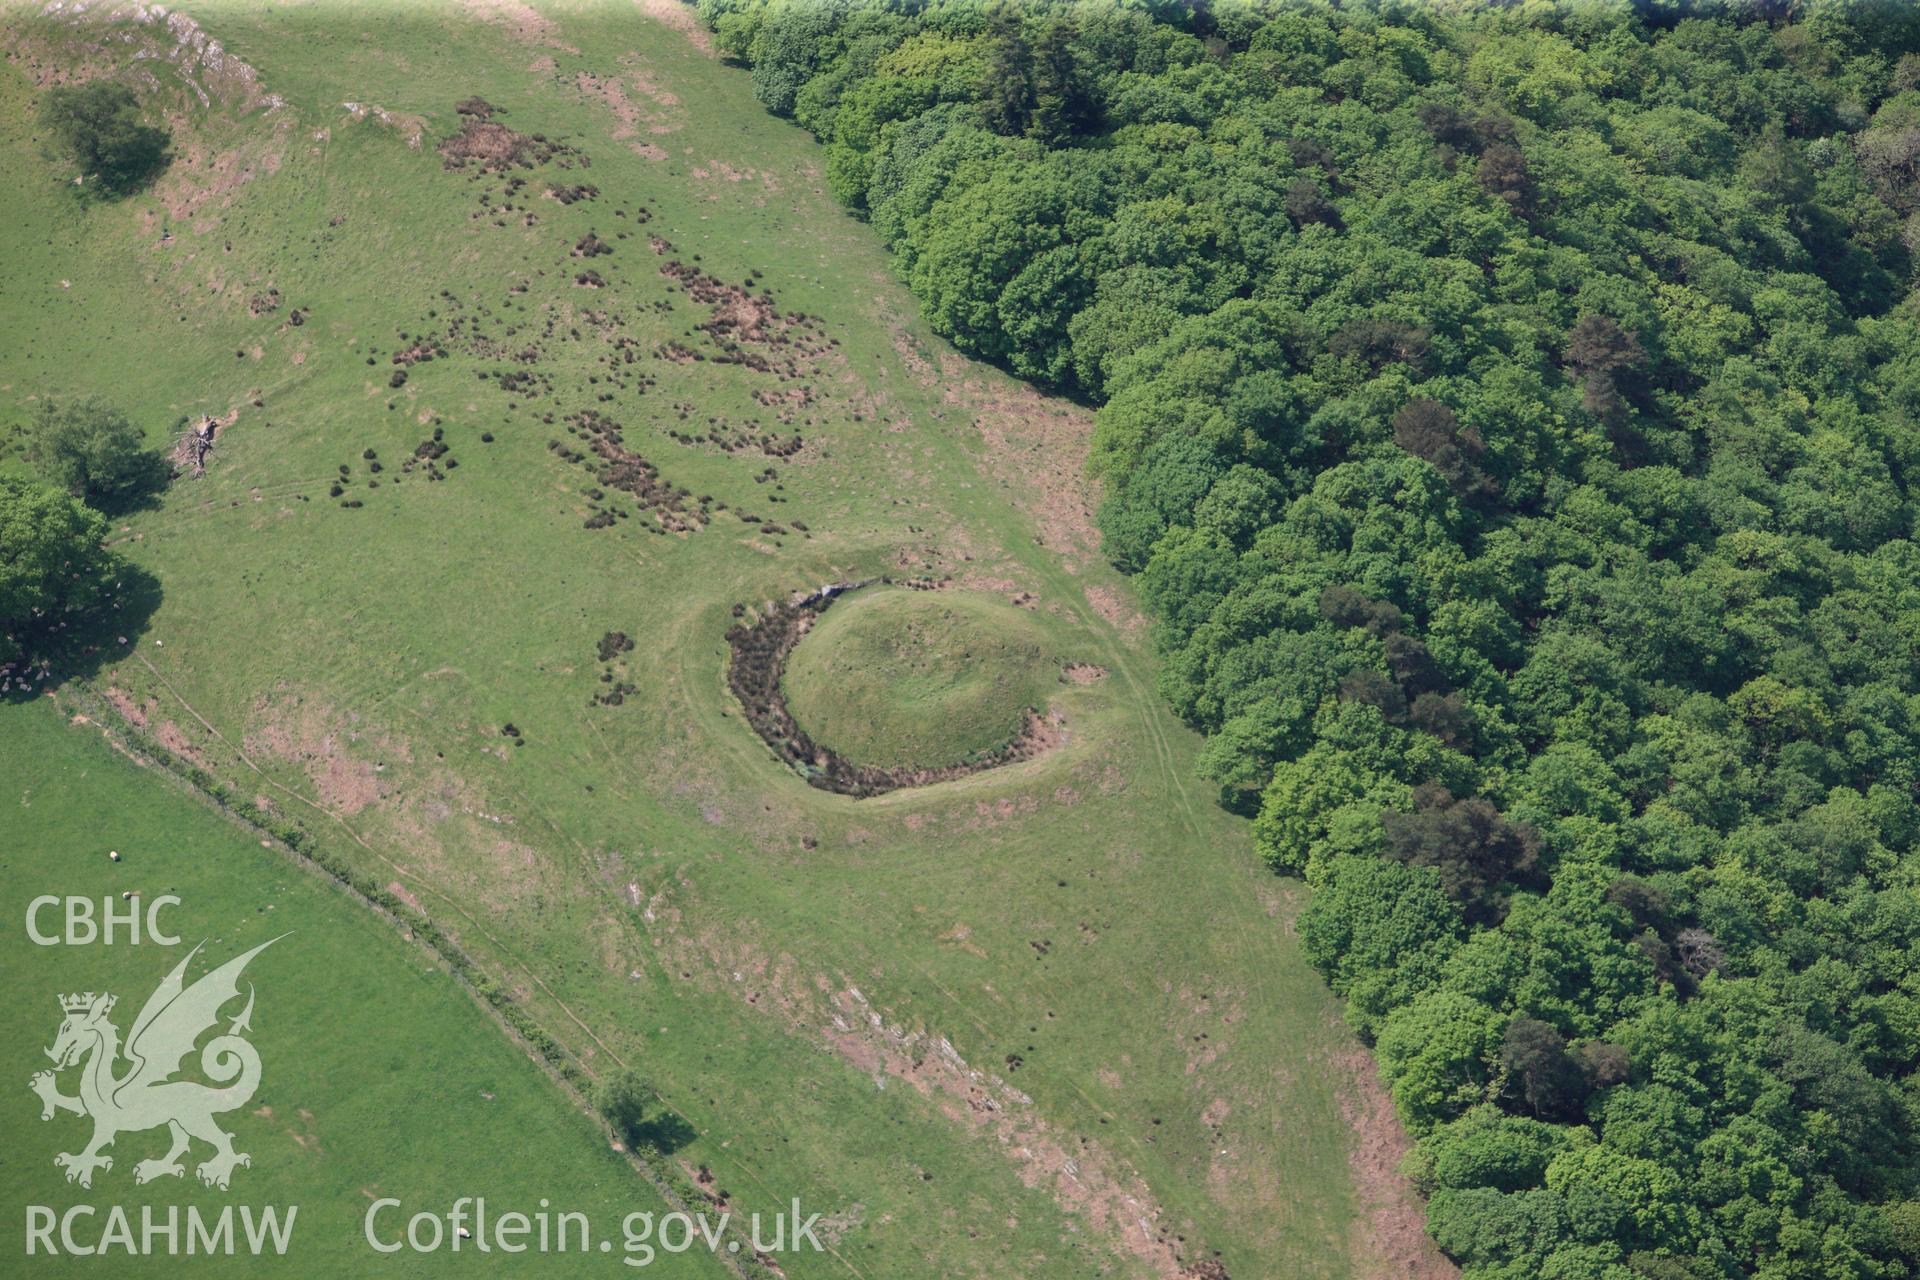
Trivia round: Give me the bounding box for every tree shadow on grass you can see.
[630,1112,698,1157]
[86,450,174,518]
[79,150,172,204]
[2,562,163,704]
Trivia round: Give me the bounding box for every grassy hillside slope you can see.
[0,694,732,1276]
[0,2,1449,1276]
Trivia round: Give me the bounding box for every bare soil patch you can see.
[315,754,382,816]
[155,127,293,220]
[463,0,580,53]
[574,62,682,149]
[342,101,426,148]
[437,119,571,173]
[104,685,151,729]
[928,353,1100,564]
[243,689,405,818]
[634,0,714,56]
[640,893,1209,1278]
[154,719,206,767]
[1333,1043,1460,1280]
[691,161,775,191]
[889,328,937,385]
[814,986,1199,1278]
[1085,585,1148,636]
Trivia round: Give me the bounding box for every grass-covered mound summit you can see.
[784,587,1056,771]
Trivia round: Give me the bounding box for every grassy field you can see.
[782,588,1064,768]
[0,2,1451,1277]
[0,695,733,1276]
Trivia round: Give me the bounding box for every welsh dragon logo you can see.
[29,938,281,1191]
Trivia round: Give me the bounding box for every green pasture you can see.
[782,588,1064,768]
[0,696,732,1276]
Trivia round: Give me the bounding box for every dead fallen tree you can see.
[170,416,218,477]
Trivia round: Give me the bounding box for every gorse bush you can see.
[708,0,1920,1275]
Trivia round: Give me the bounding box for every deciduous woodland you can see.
[702,1,1920,1275]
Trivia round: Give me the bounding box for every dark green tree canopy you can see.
[701,0,1920,1274]
[28,396,164,502]
[594,1068,654,1149]
[0,474,118,668]
[39,80,170,196]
